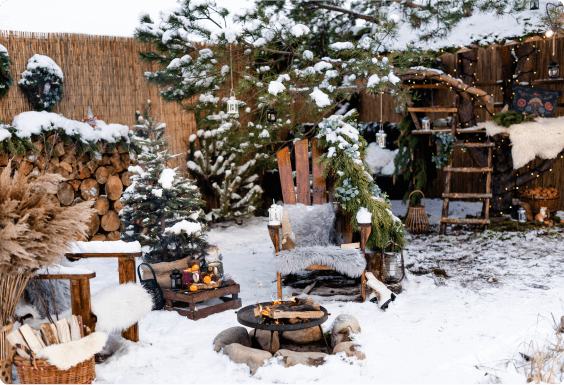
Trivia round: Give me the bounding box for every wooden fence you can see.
[0,31,197,172]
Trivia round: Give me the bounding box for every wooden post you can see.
[70,277,95,332]
[359,223,371,303]
[268,224,282,299]
[118,257,139,342]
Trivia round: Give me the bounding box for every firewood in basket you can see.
[6,329,31,358]
[40,323,59,346]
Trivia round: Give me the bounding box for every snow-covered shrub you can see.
[0,44,12,99]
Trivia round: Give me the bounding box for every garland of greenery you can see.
[0,48,12,99]
[393,115,428,204]
[0,124,37,155]
[18,56,64,112]
[316,114,405,250]
[432,132,456,168]
[492,110,534,128]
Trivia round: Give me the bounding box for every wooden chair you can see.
[268,138,371,301]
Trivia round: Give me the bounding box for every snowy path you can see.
[64,202,563,384]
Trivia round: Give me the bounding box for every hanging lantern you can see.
[268,200,283,225]
[170,269,183,291]
[421,116,431,131]
[227,91,239,115]
[379,242,405,285]
[549,61,560,79]
[376,125,387,148]
[267,108,277,123]
[530,1,539,10]
[518,207,528,223]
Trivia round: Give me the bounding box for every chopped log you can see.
[118,143,129,154]
[19,324,44,354]
[78,153,90,163]
[30,167,40,177]
[90,234,107,242]
[106,231,121,241]
[120,153,131,166]
[64,144,77,156]
[68,179,81,191]
[34,329,46,349]
[106,165,118,176]
[86,212,100,237]
[59,161,72,173]
[32,141,44,152]
[39,323,59,346]
[69,315,81,341]
[271,310,323,319]
[101,210,120,232]
[57,182,75,206]
[105,175,123,200]
[95,166,109,184]
[53,142,65,157]
[112,199,123,213]
[301,282,317,295]
[0,154,8,166]
[86,159,99,174]
[120,171,131,187]
[20,160,34,175]
[102,155,111,166]
[93,196,110,215]
[6,329,30,358]
[62,154,76,165]
[50,157,59,167]
[76,165,91,179]
[80,178,100,201]
[55,318,71,343]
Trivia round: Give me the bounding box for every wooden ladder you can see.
[439,138,494,235]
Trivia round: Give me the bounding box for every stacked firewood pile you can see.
[0,139,134,241]
[254,298,323,324]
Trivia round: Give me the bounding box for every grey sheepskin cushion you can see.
[276,203,366,278]
[275,246,366,278]
[283,203,336,247]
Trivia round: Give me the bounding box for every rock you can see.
[251,329,279,352]
[331,314,361,348]
[274,349,327,368]
[213,327,251,352]
[332,342,365,360]
[223,343,272,375]
[282,326,322,344]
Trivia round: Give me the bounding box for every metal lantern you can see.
[170,269,183,291]
[530,0,539,10]
[379,241,405,284]
[421,116,431,131]
[268,201,283,225]
[227,92,239,115]
[267,109,277,123]
[376,125,387,148]
[549,61,560,79]
[518,207,528,223]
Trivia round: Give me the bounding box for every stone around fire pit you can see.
[252,329,280,352]
[213,327,251,352]
[281,326,322,344]
[223,343,273,375]
[332,342,365,360]
[274,349,327,368]
[331,314,360,348]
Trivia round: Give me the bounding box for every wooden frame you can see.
[271,138,368,301]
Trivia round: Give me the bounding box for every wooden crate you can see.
[163,280,242,320]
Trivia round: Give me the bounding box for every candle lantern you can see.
[518,207,528,223]
[549,61,560,79]
[268,201,283,225]
[376,125,387,148]
[227,91,239,114]
[530,0,539,10]
[267,108,277,123]
[170,269,183,291]
[421,116,431,131]
[379,241,405,284]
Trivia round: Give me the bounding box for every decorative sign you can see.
[512,85,562,118]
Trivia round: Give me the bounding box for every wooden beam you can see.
[442,193,493,199]
[276,147,296,205]
[294,139,311,205]
[440,218,490,225]
[407,107,459,113]
[443,167,493,173]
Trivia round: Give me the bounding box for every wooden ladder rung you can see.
[440,218,490,225]
[408,107,458,113]
[442,193,493,199]
[454,142,495,148]
[443,167,493,173]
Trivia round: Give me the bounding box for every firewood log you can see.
[55,319,71,343]
[118,143,128,154]
[86,159,99,174]
[53,142,65,157]
[78,153,90,163]
[86,212,100,236]
[112,199,123,214]
[32,141,44,152]
[59,161,72,173]
[120,153,131,167]
[106,231,121,241]
[18,160,33,176]
[120,171,131,187]
[57,182,75,206]
[106,165,118,176]
[101,210,120,232]
[91,234,107,241]
[50,157,59,167]
[6,329,31,358]
[68,316,81,341]
[105,175,123,200]
[19,324,44,354]
[0,154,8,167]
[102,155,111,166]
[76,164,92,179]
[95,166,109,184]
[68,179,81,191]
[39,323,59,346]
[93,196,110,215]
[80,178,100,200]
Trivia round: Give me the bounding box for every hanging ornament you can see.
[227,46,239,115]
[266,108,277,123]
[549,61,560,79]
[376,92,386,148]
[83,106,99,129]
[530,0,539,10]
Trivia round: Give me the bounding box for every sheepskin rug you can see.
[485,117,564,169]
[274,203,366,278]
[91,283,153,333]
[37,332,108,370]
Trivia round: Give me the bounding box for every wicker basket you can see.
[14,355,95,384]
[405,190,430,234]
[522,196,560,215]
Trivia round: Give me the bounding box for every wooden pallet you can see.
[163,280,242,320]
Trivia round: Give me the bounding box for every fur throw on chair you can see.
[274,203,366,278]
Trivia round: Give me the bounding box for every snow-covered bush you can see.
[0,44,12,99]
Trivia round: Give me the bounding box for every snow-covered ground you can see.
[32,199,561,384]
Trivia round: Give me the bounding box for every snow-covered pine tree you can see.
[121,102,208,263]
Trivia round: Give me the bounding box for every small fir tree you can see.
[121,102,208,263]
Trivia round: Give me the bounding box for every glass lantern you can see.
[268,201,283,225]
[170,269,183,291]
[379,242,405,284]
[227,91,239,115]
[376,125,387,148]
[549,61,560,79]
[267,109,277,123]
[530,0,539,10]
[421,116,431,131]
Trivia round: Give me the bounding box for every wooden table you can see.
[33,272,96,332]
[65,252,141,342]
[163,280,242,320]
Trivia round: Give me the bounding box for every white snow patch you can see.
[356,207,372,224]
[164,220,202,235]
[365,143,398,175]
[268,81,286,95]
[69,241,142,254]
[290,24,310,37]
[158,168,176,189]
[309,87,331,108]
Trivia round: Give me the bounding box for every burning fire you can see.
[256,300,284,325]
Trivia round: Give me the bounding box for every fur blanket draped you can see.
[485,117,564,169]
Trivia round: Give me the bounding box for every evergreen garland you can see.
[0,46,12,99]
[493,110,534,128]
[316,113,405,250]
[0,124,38,156]
[18,55,64,112]
[432,132,456,169]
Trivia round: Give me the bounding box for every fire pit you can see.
[237,300,330,353]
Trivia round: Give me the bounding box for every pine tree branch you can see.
[308,2,378,22]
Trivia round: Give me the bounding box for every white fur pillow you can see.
[282,203,336,247]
